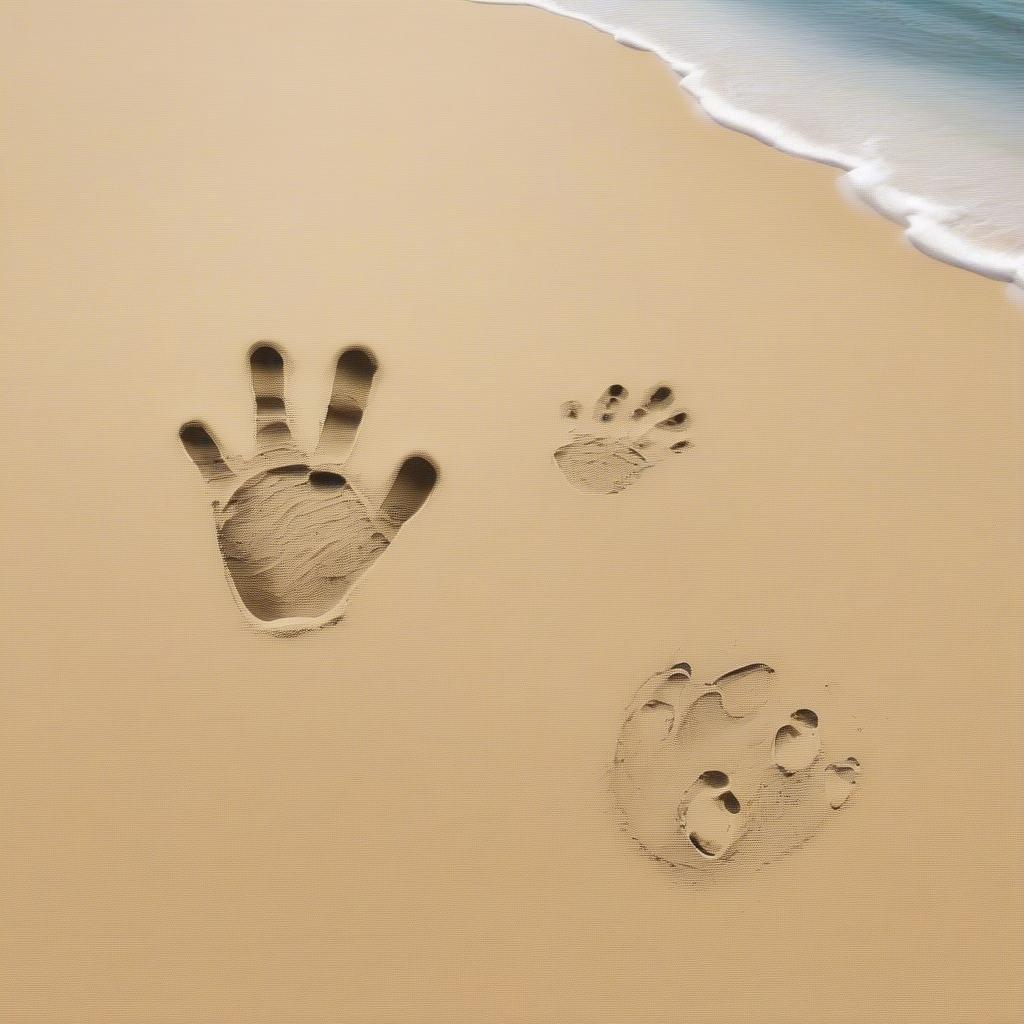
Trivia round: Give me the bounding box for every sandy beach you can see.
[2,0,1022,1020]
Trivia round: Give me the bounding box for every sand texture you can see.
[2,1,1022,1021]
[180,344,437,632]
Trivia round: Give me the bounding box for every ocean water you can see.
[480,0,1024,288]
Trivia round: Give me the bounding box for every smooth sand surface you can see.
[2,1,1022,1020]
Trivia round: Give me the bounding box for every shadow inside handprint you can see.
[180,344,437,633]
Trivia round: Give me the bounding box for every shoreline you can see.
[477,0,1024,298]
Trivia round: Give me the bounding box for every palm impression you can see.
[555,384,691,494]
[179,344,437,634]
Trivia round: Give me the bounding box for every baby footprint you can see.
[612,660,862,877]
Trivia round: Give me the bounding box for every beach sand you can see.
[2,0,1022,1020]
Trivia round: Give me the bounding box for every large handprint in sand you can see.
[179,344,437,635]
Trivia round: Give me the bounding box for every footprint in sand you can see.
[554,383,691,494]
[611,661,860,875]
[179,343,437,634]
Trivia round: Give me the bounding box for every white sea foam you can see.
[475,0,1024,297]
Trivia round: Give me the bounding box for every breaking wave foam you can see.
[477,0,1024,296]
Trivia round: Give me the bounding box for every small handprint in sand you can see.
[612,661,860,877]
[554,384,690,494]
[179,344,437,634]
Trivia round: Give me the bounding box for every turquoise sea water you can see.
[483,0,1024,286]
[734,0,1024,86]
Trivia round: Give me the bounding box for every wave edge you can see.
[474,0,1024,297]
